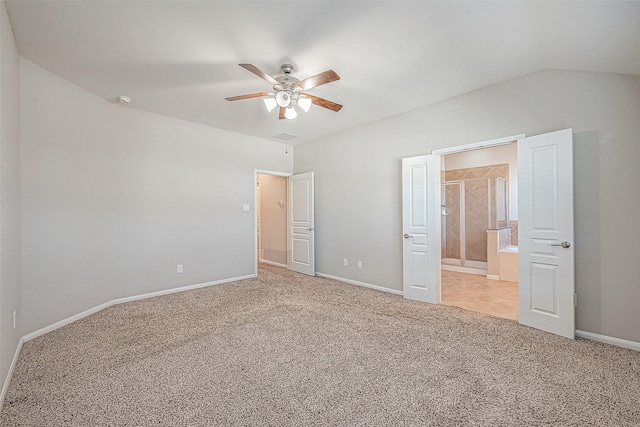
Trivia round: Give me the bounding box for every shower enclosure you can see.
[441,177,507,272]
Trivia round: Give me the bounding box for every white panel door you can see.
[289,172,315,276]
[518,129,575,338]
[402,155,441,303]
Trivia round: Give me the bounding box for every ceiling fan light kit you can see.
[225,63,343,121]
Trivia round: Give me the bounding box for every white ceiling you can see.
[6,1,640,145]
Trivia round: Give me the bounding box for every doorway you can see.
[255,171,290,275]
[440,143,519,320]
[402,129,575,338]
[254,170,316,277]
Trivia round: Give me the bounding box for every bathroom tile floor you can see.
[441,270,518,321]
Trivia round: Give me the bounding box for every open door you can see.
[518,129,575,338]
[289,172,315,276]
[402,155,441,303]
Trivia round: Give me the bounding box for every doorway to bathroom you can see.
[403,129,575,338]
[440,143,519,320]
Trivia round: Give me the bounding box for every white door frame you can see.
[432,134,525,156]
[254,169,292,276]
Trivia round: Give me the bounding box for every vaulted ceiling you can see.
[6,1,640,145]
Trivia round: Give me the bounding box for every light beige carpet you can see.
[2,264,639,426]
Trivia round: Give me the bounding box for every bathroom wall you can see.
[445,143,518,219]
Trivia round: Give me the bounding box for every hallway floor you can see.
[441,270,518,321]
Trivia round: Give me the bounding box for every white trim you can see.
[465,260,488,270]
[22,301,114,342]
[441,264,487,276]
[432,134,525,155]
[486,274,500,280]
[112,274,255,305]
[255,169,291,177]
[259,259,288,269]
[317,272,403,296]
[1,337,24,407]
[22,274,255,342]
[576,330,640,352]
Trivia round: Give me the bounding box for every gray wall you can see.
[20,59,292,335]
[295,70,640,343]
[0,0,22,391]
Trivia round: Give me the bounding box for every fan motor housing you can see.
[280,64,294,75]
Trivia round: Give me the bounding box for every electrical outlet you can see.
[13,311,16,329]
[343,258,348,267]
[357,260,362,269]
[177,264,183,274]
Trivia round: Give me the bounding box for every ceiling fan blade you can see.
[225,92,274,101]
[225,92,274,102]
[239,64,279,85]
[295,70,340,91]
[303,94,343,112]
[279,107,286,120]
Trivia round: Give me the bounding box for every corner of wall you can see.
[0,0,23,408]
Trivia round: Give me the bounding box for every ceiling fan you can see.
[225,63,343,120]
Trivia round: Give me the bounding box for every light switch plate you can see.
[243,204,250,212]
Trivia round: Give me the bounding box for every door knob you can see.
[551,241,571,248]
[403,234,412,239]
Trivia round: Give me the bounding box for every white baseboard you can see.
[316,272,403,296]
[22,301,114,342]
[112,274,256,306]
[22,274,256,343]
[441,264,487,276]
[0,337,24,407]
[259,259,288,269]
[576,330,640,352]
[486,274,500,280]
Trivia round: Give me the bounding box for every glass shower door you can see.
[464,179,490,268]
[442,182,461,265]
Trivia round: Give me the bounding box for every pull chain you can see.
[285,118,289,154]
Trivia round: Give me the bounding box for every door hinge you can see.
[574,293,578,306]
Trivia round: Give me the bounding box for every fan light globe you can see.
[263,98,277,112]
[275,91,291,107]
[298,97,312,112]
[285,106,298,120]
